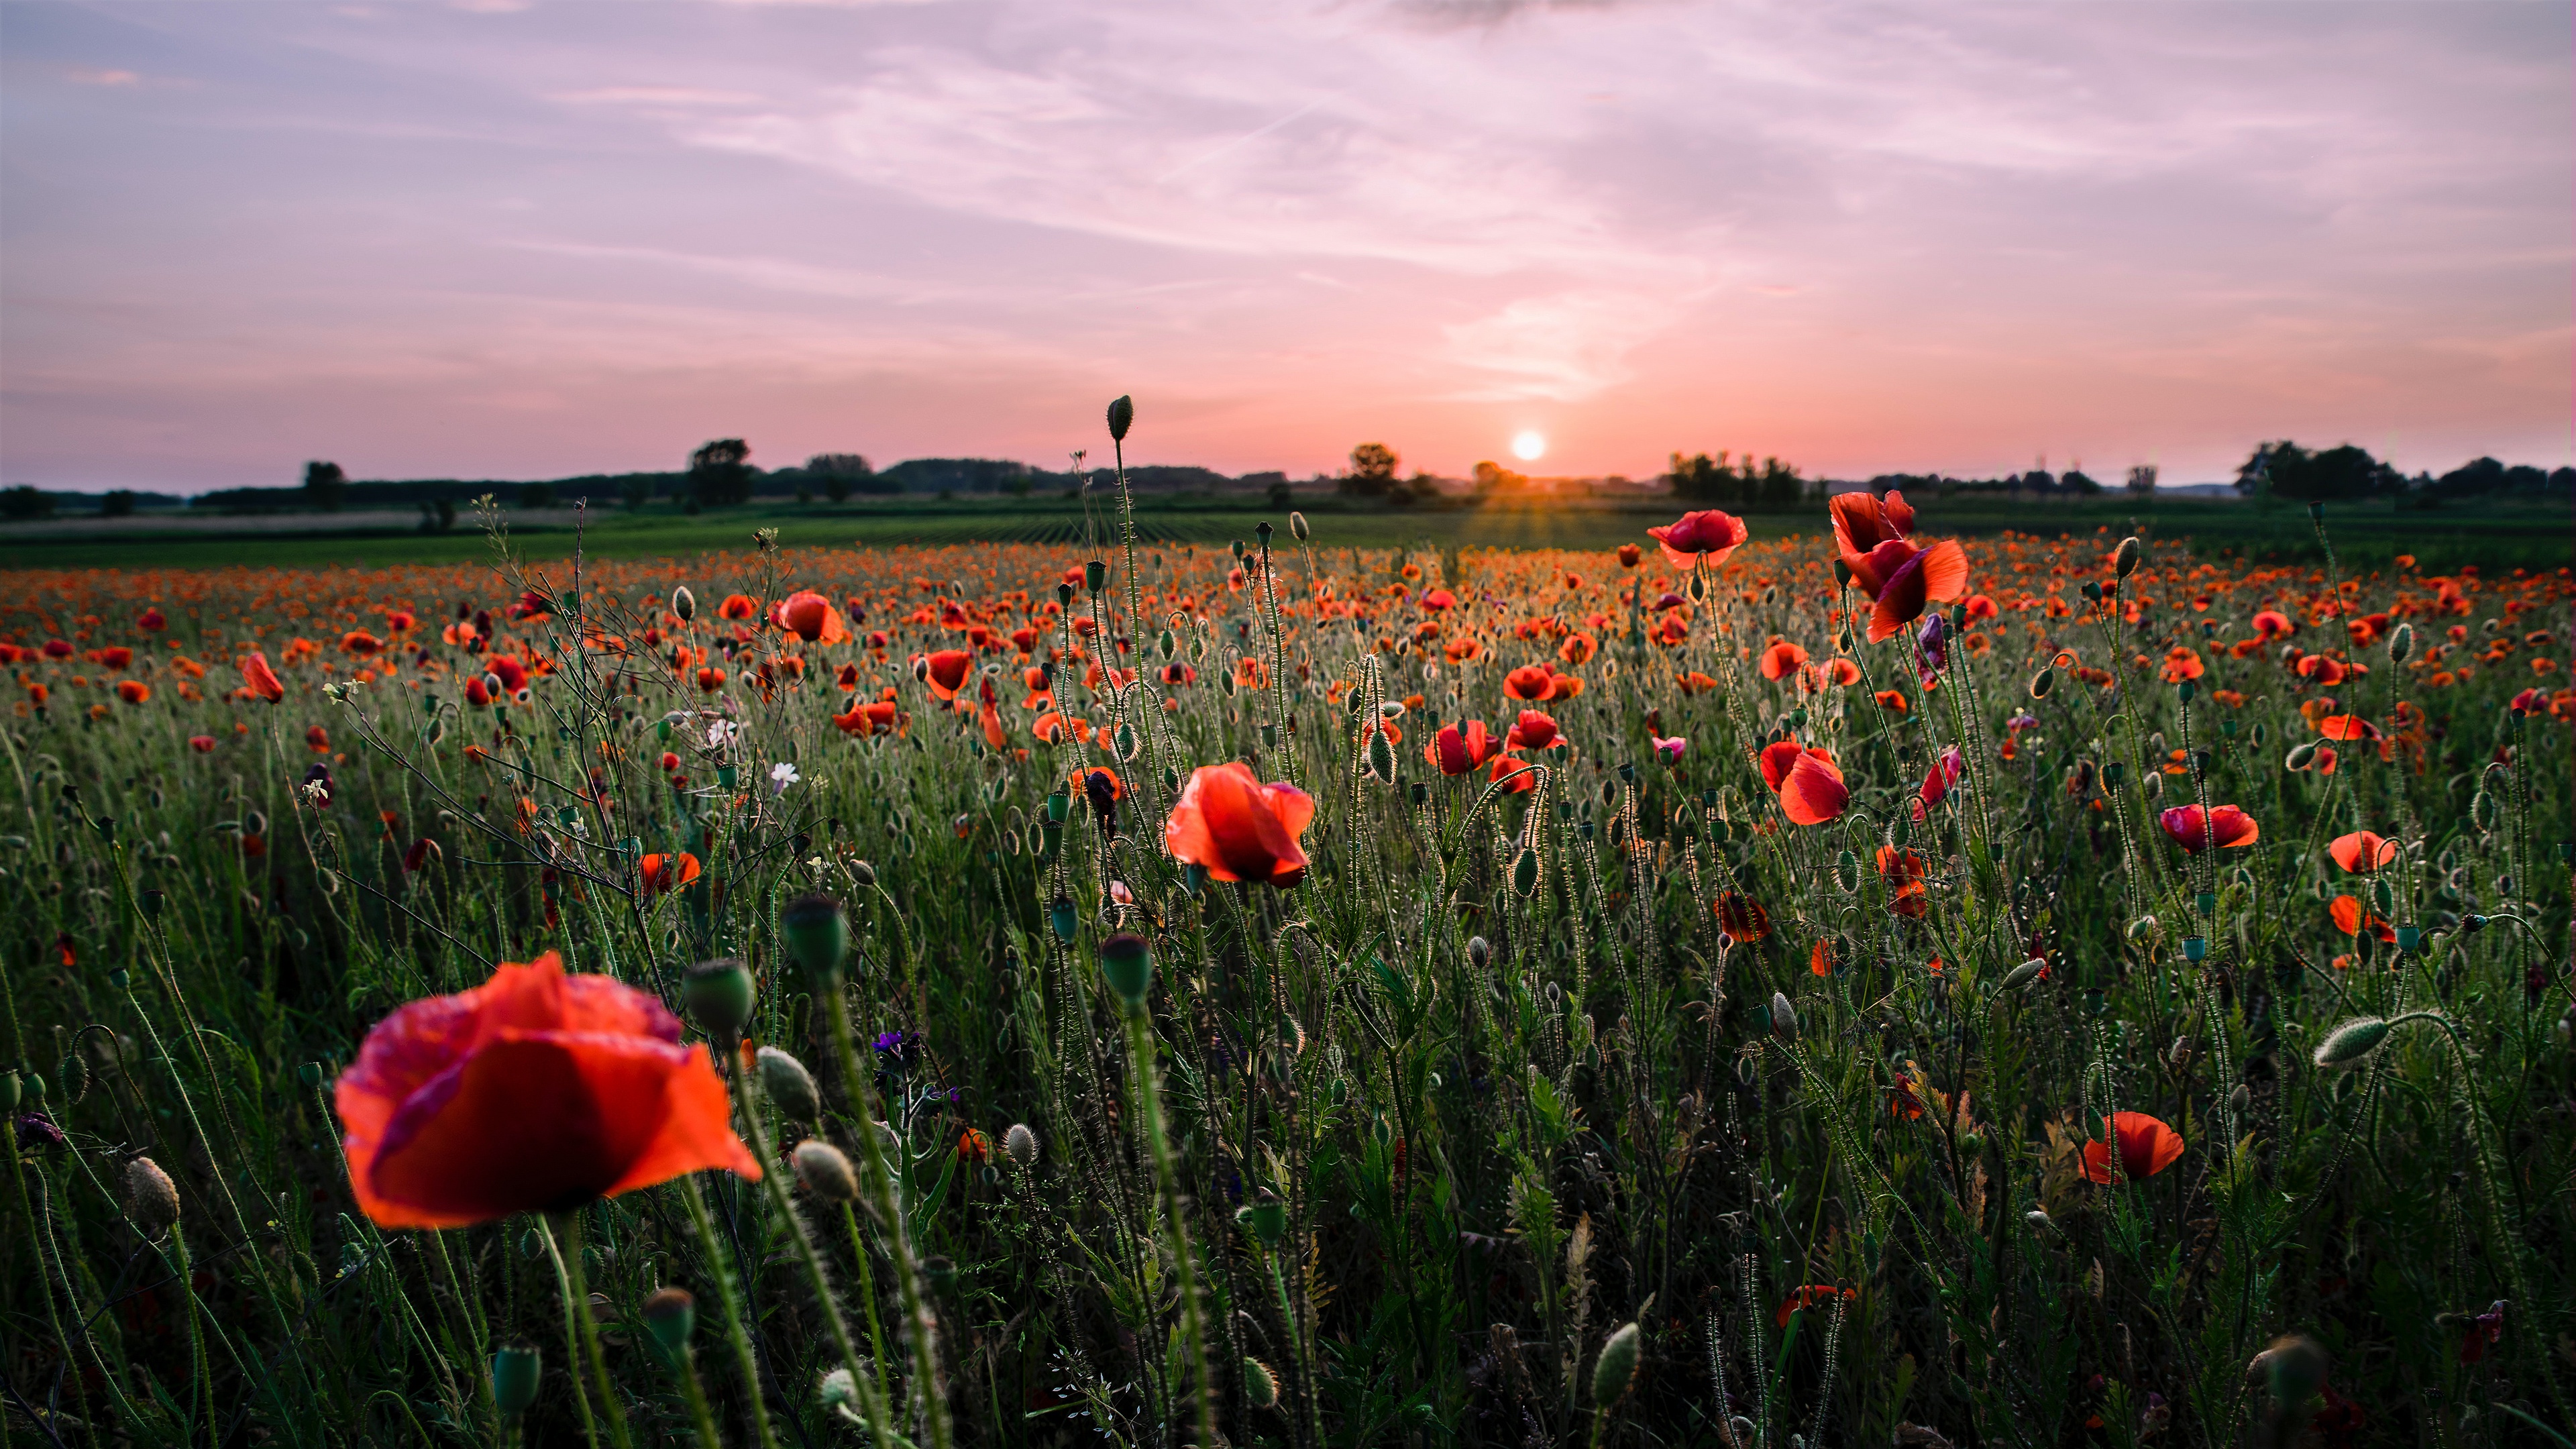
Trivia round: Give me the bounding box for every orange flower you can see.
[1678,670,1719,695]
[115,680,150,704]
[1876,845,1930,916]
[2159,647,2204,682]
[1487,753,1540,794]
[2327,895,2396,943]
[1557,632,1598,666]
[1164,763,1316,888]
[1774,1285,1855,1327]
[640,852,702,894]
[342,630,385,657]
[1809,938,1835,977]
[920,649,973,702]
[2328,830,2398,873]
[769,590,850,645]
[241,651,286,704]
[1874,689,1908,714]
[1503,665,1555,701]
[717,593,759,621]
[1758,741,1847,824]
[333,953,759,1229]
[2078,1111,2184,1185]
[1759,640,1810,680]
[306,725,331,753]
[1826,659,1862,686]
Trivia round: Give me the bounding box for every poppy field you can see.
[1,447,2571,1448]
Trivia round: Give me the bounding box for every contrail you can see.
[1153,97,1326,184]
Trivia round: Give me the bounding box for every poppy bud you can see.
[780,894,849,979]
[2141,771,2163,800]
[757,1046,822,1121]
[2000,957,2047,991]
[671,586,696,623]
[1289,511,1309,541]
[1511,847,1540,899]
[1243,1358,1281,1410]
[2029,666,2055,700]
[1085,560,1108,594]
[124,1156,180,1239]
[1769,991,1798,1042]
[2387,621,2412,664]
[2312,1016,2392,1069]
[1224,1185,1287,1248]
[1591,1322,1641,1405]
[1003,1122,1038,1168]
[2256,1334,2328,1409]
[490,1345,543,1417]
[849,859,877,888]
[2284,741,2318,771]
[2230,1083,2251,1114]
[2114,536,2143,578]
[2024,1208,2055,1235]
[1100,932,1155,1006]
[1106,394,1134,442]
[792,1140,859,1201]
[641,1287,696,1368]
[684,957,755,1041]
[1468,935,1491,969]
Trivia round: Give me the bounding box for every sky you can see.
[1,1,2569,494]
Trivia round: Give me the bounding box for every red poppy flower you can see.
[306,725,331,753]
[241,651,286,704]
[1487,753,1540,794]
[2157,804,2259,853]
[920,649,973,702]
[1616,543,1641,568]
[2313,712,2378,741]
[1774,1284,1855,1328]
[1759,640,1811,680]
[115,680,151,705]
[1829,489,1917,561]
[2251,609,2295,639]
[139,607,167,632]
[1505,710,1564,751]
[2328,830,2398,873]
[1557,632,1598,665]
[341,631,384,657]
[2327,895,2396,943]
[1913,746,1964,820]
[2078,1111,2184,1184]
[334,953,759,1229]
[1503,665,1556,702]
[1646,510,1750,570]
[1876,845,1931,916]
[1715,893,1771,943]
[694,667,727,694]
[1165,763,1316,888]
[1848,537,1971,643]
[1421,588,1456,611]
[1964,594,1998,622]
[189,734,216,753]
[1425,720,1502,776]
[957,1128,991,1163]
[1758,742,1847,824]
[2160,647,2205,682]
[717,594,759,621]
[641,853,702,894]
[769,590,849,645]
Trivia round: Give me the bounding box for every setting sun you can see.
[1511,431,1546,462]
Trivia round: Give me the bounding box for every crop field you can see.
[0,484,2570,1448]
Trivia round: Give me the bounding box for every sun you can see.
[1510,431,1546,462]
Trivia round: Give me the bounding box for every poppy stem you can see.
[837,1201,899,1423]
[1120,1000,1221,1449]
[676,1173,780,1449]
[539,1212,631,1449]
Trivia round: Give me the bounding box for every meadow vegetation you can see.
[0,409,2570,1448]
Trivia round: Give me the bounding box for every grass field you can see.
[0,482,2570,1448]
[2,490,2564,574]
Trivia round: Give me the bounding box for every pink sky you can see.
[3,1,2568,492]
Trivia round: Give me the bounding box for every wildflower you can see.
[1715,893,1771,942]
[1758,640,1810,680]
[1913,746,1964,820]
[1774,1284,1854,1327]
[1487,753,1540,794]
[188,734,215,753]
[1503,665,1555,701]
[769,761,800,795]
[334,953,759,1228]
[2327,830,2398,872]
[2156,804,2259,853]
[1505,709,1564,750]
[2457,1301,2507,1364]
[241,651,286,703]
[920,649,973,702]
[2078,1110,2184,1184]
[1876,845,1931,916]
[957,1127,991,1163]
[2326,896,2396,943]
[1424,720,1502,775]
[1650,733,1687,764]
[1646,509,1750,569]
[138,606,166,631]
[1616,543,1641,567]
[115,680,150,704]
[1758,741,1848,825]
[769,590,849,644]
[641,853,702,894]
[1164,762,1316,888]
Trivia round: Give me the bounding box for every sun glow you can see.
[1510,431,1546,462]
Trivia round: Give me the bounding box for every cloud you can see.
[64,67,140,86]
[549,87,765,107]
[1440,290,1686,401]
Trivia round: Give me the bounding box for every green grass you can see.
[4,491,2563,574]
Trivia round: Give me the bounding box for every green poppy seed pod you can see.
[2312,1016,2392,1070]
[1106,394,1134,442]
[684,957,755,1042]
[2387,621,2413,665]
[847,859,877,889]
[1511,847,1540,899]
[124,1156,180,1240]
[2176,678,2196,704]
[1236,1187,1289,1246]
[641,1287,696,1368]
[1056,582,1075,607]
[792,1140,858,1201]
[817,1367,857,1408]
[1100,932,1155,1006]
[2259,1334,2329,1409]
[2284,741,2318,771]
[1289,511,1309,541]
[1769,992,1799,1043]
[1591,1322,1642,1406]
[2029,666,2055,700]
[490,1345,543,1417]
[757,1046,821,1122]
[671,586,696,623]
[297,1061,324,1088]
[1049,897,1078,942]
[2082,580,2104,602]
[780,894,849,980]
[1242,1357,1281,1411]
[2114,536,2143,579]
[1830,557,1851,589]
[2000,957,2047,991]
[1084,559,1108,594]
[1003,1122,1038,1168]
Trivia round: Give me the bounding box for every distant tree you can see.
[1267,478,1292,510]
[2,485,52,521]
[621,474,656,511]
[517,481,557,511]
[101,490,137,518]
[689,439,755,508]
[1666,451,1739,506]
[2061,469,2103,496]
[1472,460,1530,500]
[303,460,348,513]
[2239,441,2397,502]
[806,453,871,504]
[2126,464,2158,496]
[419,498,458,533]
[1343,442,1401,499]
[1756,456,1803,507]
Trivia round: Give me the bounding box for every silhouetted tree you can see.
[689,439,755,507]
[806,453,871,504]
[2237,441,2398,502]
[101,490,137,517]
[303,460,347,513]
[3,485,52,521]
[2126,464,2158,496]
[1342,442,1401,500]
[518,481,557,510]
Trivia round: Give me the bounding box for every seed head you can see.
[123,1156,179,1239]
[641,1287,696,1366]
[792,1140,859,1201]
[1591,1322,1642,1405]
[757,1046,822,1121]
[2387,621,2413,664]
[780,893,850,980]
[2284,741,2318,771]
[490,1345,543,1417]
[1099,932,1155,1007]
[1467,935,1491,969]
[683,957,755,1041]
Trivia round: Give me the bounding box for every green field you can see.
[3,490,2564,573]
